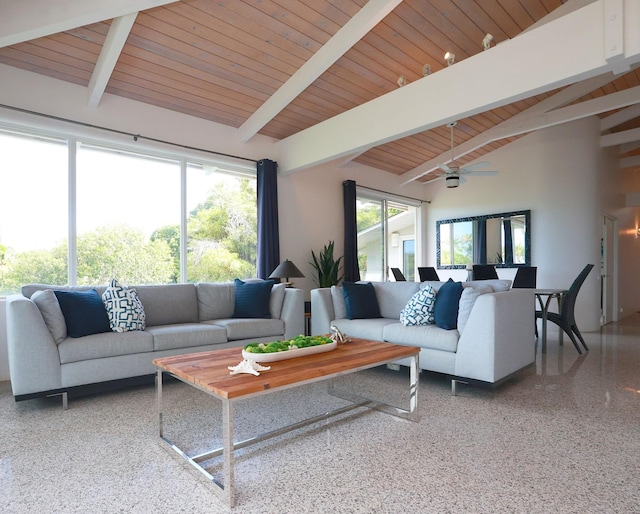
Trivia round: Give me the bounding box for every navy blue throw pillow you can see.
[232,279,274,318]
[433,279,464,330]
[54,289,112,338]
[342,282,382,320]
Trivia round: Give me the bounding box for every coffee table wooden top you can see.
[153,338,418,400]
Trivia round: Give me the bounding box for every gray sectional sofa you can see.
[311,280,535,393]
[6,281,304,403]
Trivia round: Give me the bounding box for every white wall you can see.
[424,117,637,333]
[276,160,429,296]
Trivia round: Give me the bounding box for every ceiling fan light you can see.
[446,175,460,188]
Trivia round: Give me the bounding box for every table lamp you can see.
[268,259,305,287]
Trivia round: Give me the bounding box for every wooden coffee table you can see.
[153,338,419,508]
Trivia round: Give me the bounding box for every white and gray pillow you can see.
[102,279,146,333]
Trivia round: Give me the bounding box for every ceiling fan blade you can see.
[438,163,453,173]
[466,170,499,176]
[462,161,491,171]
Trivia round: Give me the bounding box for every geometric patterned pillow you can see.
[400,284,436,326]
[101,278,146,333]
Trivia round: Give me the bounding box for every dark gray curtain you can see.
[503,219,513,264]
[256,159,280,279]
[476,219,487,264]
[343,180,360,282]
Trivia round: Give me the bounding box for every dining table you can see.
[534,288,568,353]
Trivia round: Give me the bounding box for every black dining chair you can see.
[391,268,407,281]
[418,266,440,281]
[535,264,594,354]
[513,266,537,288]
[472,264,498,280]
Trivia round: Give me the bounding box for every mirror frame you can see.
[436,209,531,269]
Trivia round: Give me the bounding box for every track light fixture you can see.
[397,75,407,87]
[422,64,431,76]
[444,52,455,66]
[482,33,493,50]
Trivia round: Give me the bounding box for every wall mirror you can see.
[436,210,531,269]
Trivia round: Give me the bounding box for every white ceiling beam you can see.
[0,0,175,48]
[601,127,640,147]
[620,141,640,153]
[496,86,640,138]
[400,72,623,184]
[620,155,640,168]
[87,13,137,108]
[400,85,640,185]
[237,0,402,143]
[601,103,640,130]
[275,0,640,174]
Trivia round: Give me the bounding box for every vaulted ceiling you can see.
[1,0,639,185]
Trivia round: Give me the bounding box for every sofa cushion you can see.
[196,282,235,320]
[433,280,463,330]
[462,279,512,292]
[147,323,228,351]
[233,279,274,318]
[330,318,397,342]
[31,289,67,344]
[207,318,285,341]
[135,284,198,326]
[457,285,493,334]
[383,323,459,352]
[58,330,154,364]
[102,279,146,333]
[54,289,111,338]
[342,282,381,319]
[371,281,421,319]
[269,283,286,319]
[400,285,436,326]
[331,285,347,319]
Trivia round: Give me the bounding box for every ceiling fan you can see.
[433,122,499,188]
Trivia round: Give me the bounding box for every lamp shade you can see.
[268,259,305,280]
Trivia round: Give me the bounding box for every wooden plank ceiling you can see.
[1,0,639,182]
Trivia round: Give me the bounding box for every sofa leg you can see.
[451,379,467,396]
[47,391,68,410]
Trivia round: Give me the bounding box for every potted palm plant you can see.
[310,240,344,287]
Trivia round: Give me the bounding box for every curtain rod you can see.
[0,103,259,164]
[356,184,430,204]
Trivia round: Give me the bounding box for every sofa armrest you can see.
[454,289,535,383]
[6,295,62,396]
[310,288,334,335]
[281,288,304,340]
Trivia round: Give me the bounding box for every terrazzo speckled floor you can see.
[1,316,640,513]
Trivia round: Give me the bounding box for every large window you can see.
[0,131,68,294]
[0,128,257,295]
[76,143,181,285]
[186,163,257,282]
[356,191,418,282]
